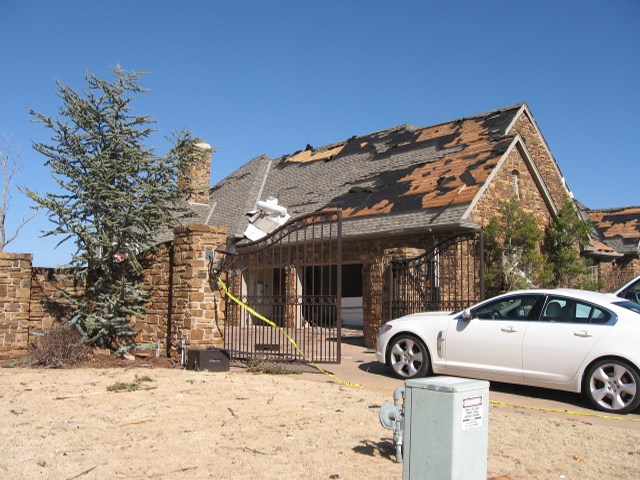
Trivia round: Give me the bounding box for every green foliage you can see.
[543,201,594,288]
[484,198,545,296]
[28,66,203,351]
[484,198,596,295]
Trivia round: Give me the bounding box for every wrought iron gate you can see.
[390,231,484,319]
[223,211,342,363]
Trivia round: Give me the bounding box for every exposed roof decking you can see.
[588,207,640,255]
[206,105,523,238]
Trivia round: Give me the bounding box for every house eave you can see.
[342,220,480,241]
[581,247,624,259]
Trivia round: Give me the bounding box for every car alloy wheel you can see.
[585,359,640,414]
[388,334,430,379]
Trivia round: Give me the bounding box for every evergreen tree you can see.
[484,198,545,296]
[543,201,594,288]
[28,66,203,351]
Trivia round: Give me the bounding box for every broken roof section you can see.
[588,207,640,257]
[206,104,524,238]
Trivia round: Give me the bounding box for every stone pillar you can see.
[283,265,299,328]
[0,252,32,359]
[362,258,385,349]
[362,247,424,349]
[171,224,228,354]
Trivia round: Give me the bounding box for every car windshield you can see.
[613,301,640,315]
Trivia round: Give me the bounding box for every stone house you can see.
[164,102,578,352]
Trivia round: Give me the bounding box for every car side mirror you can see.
[462,308,473,321]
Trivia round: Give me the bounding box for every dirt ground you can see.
[2,362,640,480]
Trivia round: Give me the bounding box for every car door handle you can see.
[574,330,593,338]
[501,326,517,333]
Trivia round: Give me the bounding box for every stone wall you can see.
[29,267,76,341]
[0,224,229,360]
[136,241,173,353]
[472,143,554,229]
[596,257,640,292]
[511,112,571,209]
[0,253,32,359]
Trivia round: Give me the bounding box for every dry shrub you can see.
[34,325,89,367]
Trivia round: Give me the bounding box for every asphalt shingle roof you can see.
[204,104,524,239]
[588,207,640,256]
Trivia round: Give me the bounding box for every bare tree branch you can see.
[0,132,37,251]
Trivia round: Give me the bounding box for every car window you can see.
[472,295,542,320]
[622,280,640,304]
[542,296,611,324]
[613,301,640,315]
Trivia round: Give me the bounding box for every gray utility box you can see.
[403,376,489,480]
[187,348,230,372]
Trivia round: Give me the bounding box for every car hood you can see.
[391,311,457,323]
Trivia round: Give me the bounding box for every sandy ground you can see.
[1,366,640,480]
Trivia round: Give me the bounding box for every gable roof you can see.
[205,103,540,239]
[587,207,640,257]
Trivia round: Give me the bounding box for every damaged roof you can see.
[206,104,524,238]
[588,207,640,256]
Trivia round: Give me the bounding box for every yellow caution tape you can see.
[489,400,640,423]
[217,278,640,420]
[217,278,381,390]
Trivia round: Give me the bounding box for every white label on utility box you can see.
[461,396,483,430]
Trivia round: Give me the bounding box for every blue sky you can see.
[2,0,639,267]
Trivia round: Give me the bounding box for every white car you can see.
[376,289,640,413]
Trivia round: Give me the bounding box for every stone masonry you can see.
[0,253,32,359]
[171,224,228,350]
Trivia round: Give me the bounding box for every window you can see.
[542,296,612,324]
[621,278,640,304]
[512,170,520,199]
[342,264,363,297]
[472,294,543,320]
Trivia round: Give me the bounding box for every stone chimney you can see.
[178,141,212,205]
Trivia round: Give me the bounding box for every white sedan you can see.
[376,289,640,413]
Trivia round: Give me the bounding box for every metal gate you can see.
[223,211,342,363]
[390,230,484,319]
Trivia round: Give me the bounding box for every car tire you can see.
[387,334,431,379]
[584,358,640,414]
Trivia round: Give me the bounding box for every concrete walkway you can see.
[299,333,403,393]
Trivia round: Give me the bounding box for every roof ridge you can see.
[280,123,419,159]
[417,102,526,132]
[588,206,640,212]
[279,103,525,160]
